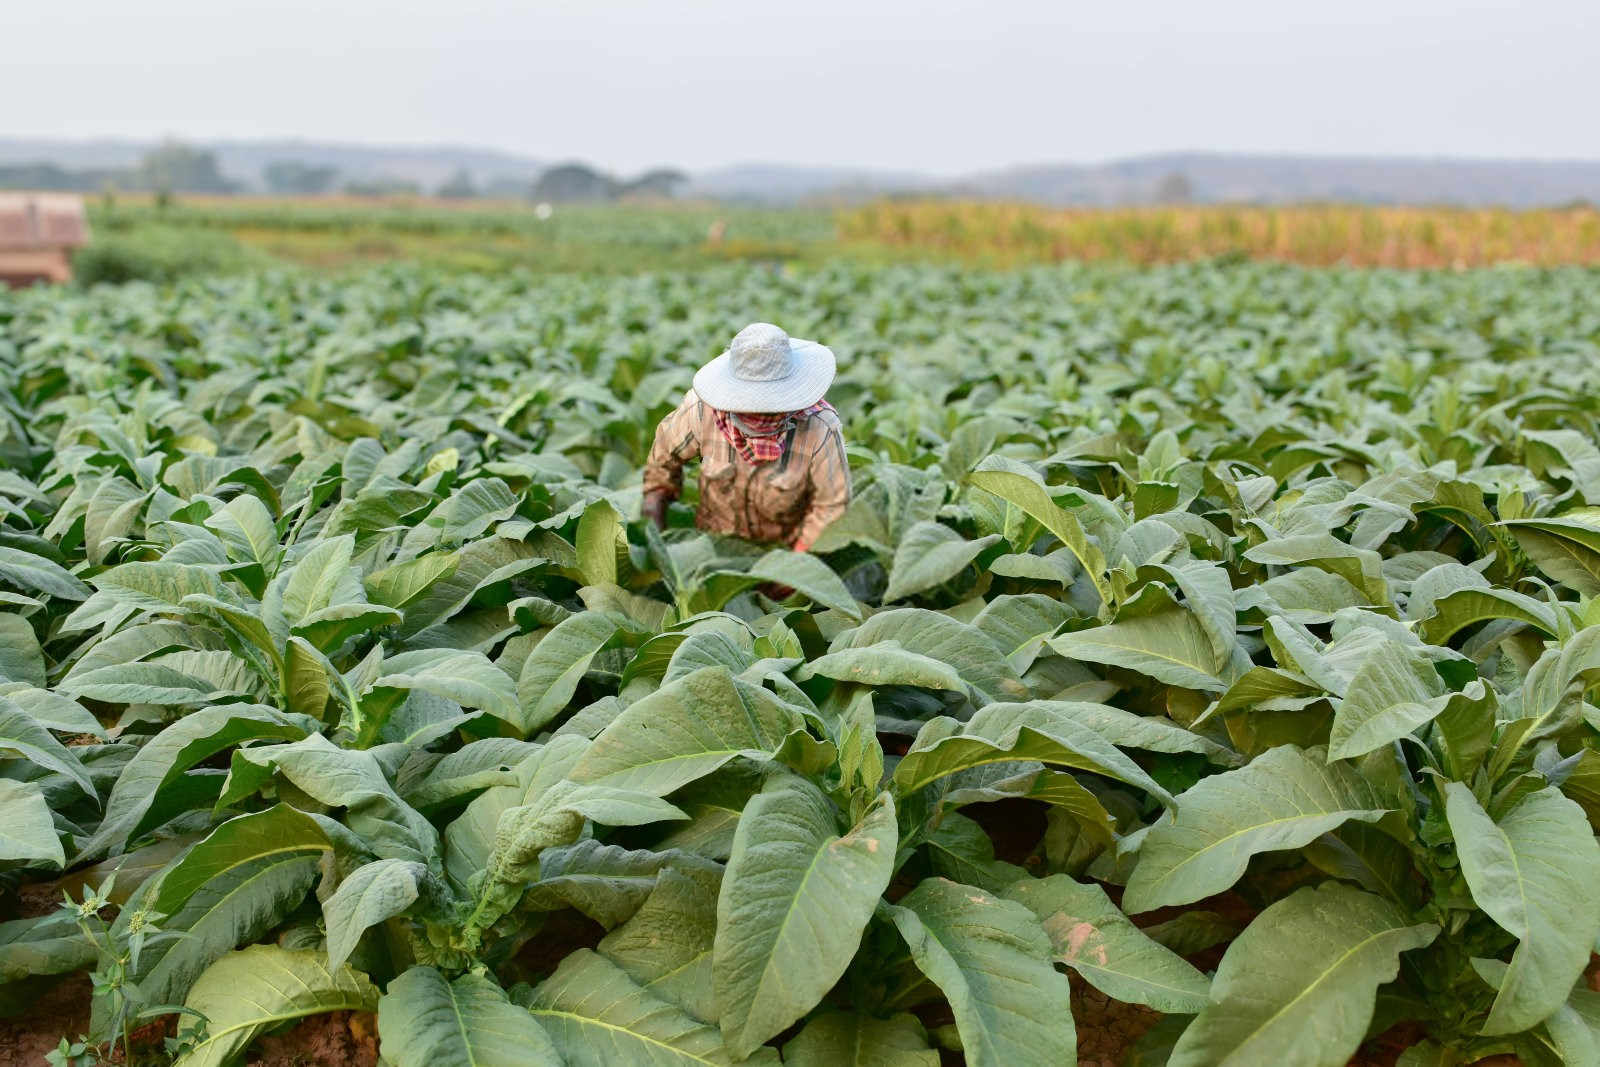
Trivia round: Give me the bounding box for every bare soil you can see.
[0,974,91,1067]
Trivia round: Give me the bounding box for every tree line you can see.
[0,141,688,201]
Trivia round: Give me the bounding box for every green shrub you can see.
[71,226,268,286]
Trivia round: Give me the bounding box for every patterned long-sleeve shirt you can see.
[642,390,851,549]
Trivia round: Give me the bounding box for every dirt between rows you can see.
[0,980,1513,1067]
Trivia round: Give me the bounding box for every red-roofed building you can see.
[0,194,90,287]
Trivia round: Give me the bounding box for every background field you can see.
[72,195,1600,282]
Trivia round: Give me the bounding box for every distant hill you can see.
[685,163,939,202]
[956,153,1600,208]
[0,139,1596,206]
[697,153,1600,207]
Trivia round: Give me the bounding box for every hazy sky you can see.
[3,0,1594,174]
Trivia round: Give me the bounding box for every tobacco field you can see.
[2,260,1600,1066]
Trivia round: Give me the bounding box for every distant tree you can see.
[263,160,339,195]
[1154,172,1194,204]
[0,163,131,191]
[621,168,689,199]
[137,141,236,194]
[342,178,422,197]
[531,163,618,203]
[0,163,79,190]
[481,175,534,199]
[436,169,479,199]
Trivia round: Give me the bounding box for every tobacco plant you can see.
[0,261,1598,1065]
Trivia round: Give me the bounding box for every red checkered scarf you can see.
[712,400,834,465]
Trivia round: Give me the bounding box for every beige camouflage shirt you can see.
[642,390,851,549]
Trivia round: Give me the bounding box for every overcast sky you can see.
[3,0,1594,174]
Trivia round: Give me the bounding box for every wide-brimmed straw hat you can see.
[692,323,835,414]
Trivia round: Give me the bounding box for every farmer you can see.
[642,322,849,553]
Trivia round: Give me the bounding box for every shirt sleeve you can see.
[793,421,851,550]
[642,391,702,500]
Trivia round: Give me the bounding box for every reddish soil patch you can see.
[0,975,90,1067]
[248,1011,379,1067]
[1073,973,1162,1066]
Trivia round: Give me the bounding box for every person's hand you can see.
[641,491,670,530]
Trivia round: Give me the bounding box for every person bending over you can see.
[642,322,849,553]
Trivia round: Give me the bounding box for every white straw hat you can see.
[692,323,836,414]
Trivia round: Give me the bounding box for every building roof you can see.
[0,194,90,251]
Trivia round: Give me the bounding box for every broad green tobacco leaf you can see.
[0,911,96,984]
[0,545,91,601]
[1444,783,1600,1035]
[202,492,279,575]
[526,839,713,928]
[119,804,332,1015]
[0,779,64,867]
[740,549,861,616]
[987,699,1239,765]
[569,666,805,797]
[80,703,309,860]
[1488,625,1600,777]
[398,536,549,637]
[1472,960,1600,1067]
[516,610,622,732]
[796,644,967,692]
[364,550,460,610]
[598,862,722,1021]
[176,947,377,1067]
[923,812,1028,893]
[972,593,1078,674]
[1155,559,1239,667]
[0,697,95,799]
[443,733,588,892]
[283,635,331,720]
[323,858,433,968]
[1499,509,1600,596]
[715,780,897,1058]
[1327,637,1446,760]
[372,648,520,727]
[886,877,1076,1067]
[1429,681,1498,782]
[1409,562,1558,644]
[378,966,559,1067]
[1170,883,1437,1067]
[0,614,44,686]
[0,684,103,736]
[782,1012,940,1067]
[1050,608,1230,693]
[883,521,1001,602]
[1004,875,1210,1013]
[91,560,223,612]
[58,619,219,681]
[661,629,758,683]
[831,607,1029,705]
[521,948,779,1065]
[221,733,439,865]
[893,702,1176,807]
[1244,533,1389,606]
[1123,745,1391,912]
[577,497,628,586]
[970,456,1111,606]
[59,658,257,706]
[278,543,360,627]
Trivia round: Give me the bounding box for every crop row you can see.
[0,261,1598,1065]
